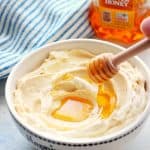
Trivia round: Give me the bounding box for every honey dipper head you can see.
[88,53,119,83]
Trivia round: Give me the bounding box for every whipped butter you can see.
[14,49,147,138]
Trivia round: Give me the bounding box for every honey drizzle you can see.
[51,96,93,122]
[97,83,117,119]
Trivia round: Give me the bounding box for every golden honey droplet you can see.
[97,82,117,119]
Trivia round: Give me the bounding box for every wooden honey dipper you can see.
[88,17,150,83]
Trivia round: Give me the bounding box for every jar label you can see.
[99,0,133,10]
[99,6,135,29]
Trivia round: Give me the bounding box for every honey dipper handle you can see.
[112,38,150,66]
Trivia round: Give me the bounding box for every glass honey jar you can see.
[89,0,150,44]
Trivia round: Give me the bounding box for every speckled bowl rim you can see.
[5,39,150,145]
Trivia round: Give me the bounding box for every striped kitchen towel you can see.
[0,0,93,79]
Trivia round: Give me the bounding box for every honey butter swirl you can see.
[14,49,147,138]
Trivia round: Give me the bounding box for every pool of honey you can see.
[52,82,116,122]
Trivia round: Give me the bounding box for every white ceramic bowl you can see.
[5,39,150,150]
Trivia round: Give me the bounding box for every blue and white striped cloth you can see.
[0,0,93,79]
